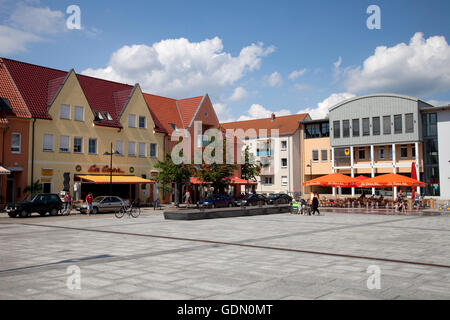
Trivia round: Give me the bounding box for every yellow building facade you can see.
[28,70,165,203]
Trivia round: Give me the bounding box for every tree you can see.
[24,180,42,195]
[196,163,236,194]
[154,154,192,205]
[241,146,264,181]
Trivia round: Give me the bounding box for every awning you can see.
[0,166,11,175]
[302,173,358,188]
[77,175,155,184]
[357,173,426,188]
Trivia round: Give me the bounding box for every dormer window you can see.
[94,111,104,120]
[169,123,178,131]
[105,112,113,121]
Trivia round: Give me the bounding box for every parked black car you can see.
[234,194,268,206]
[197,194,235,208]
[268,193,292,205]
[6,193,63,218]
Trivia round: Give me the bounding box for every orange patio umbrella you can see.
[354,175,369,181]
[302,173,358,188]
[357,173,426,188]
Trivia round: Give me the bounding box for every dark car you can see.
[6,193,63,218]
[234,194,268,206]
[268,193,292,205]
[197,194,235,208]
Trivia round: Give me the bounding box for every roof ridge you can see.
[1,57,69,74]
[76,73,134,88]
[222,113,308,124]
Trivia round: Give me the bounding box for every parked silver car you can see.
[78,196,130,214]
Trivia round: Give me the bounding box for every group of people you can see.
[62,192,93,216]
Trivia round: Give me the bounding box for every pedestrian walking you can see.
[312,192,320,216]
[64,193,72,215]
[86,193,93,216]
[184,190,191,205]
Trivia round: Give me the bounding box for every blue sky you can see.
[1,0,450,122]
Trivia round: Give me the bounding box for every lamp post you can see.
[104,143,120,195]
[306,160,312,194]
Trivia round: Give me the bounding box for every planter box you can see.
[164,204,291,220]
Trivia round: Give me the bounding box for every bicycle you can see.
[115,201,141,219]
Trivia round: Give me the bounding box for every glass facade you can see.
[422,113,440,196]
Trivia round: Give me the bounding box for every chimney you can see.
[271,113,276,121]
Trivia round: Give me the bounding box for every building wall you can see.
[28,71,165,201]
[437,110,450,199]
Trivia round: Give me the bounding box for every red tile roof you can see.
[1,58,166,132]
[177,96,204,128]
[143,93,184,134]
[221,113,310,137]
[0,58,31,122]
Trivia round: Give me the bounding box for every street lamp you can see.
[306,160,312,194]
[104,143,120,195]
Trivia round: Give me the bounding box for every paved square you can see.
[0,210,449,300]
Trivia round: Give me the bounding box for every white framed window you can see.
[138,116,146,129]
[128,114,136,128]
[59,135,69,153]
[43,134,54,152]
[128,141,136,156]
[378,148,385,160]
[116,141,124,156]
[60,104,70,119]
[321,149,328,162]
[105,112,113,121]
[74,106,84,121]
[138,142,146,157]
[11,133,21,153]
[312,149,319,162]
[281,158,287,168]
[150,143,157,158]
[41,182,52,193]
[281,141,287,150]
[73,137,83,153]
[400,145,408,159]
[281,176,288,186]
[264,177,273,185]
[88,138,97,154]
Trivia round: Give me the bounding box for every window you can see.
[387,146,392,160]
[412,144,416,158]
[43,134,54,152]
[128,142,136,156]
[321,122,330,137]
[405,113,414,133]
[169,123,178,131]
[128,114,136,128]
[59,135,69,153]
[378,147,385,160]
[343,120,350,137]
[95,111,104,120]
[352,119,359,137]
[74,106,84,121]
[383,116,391,135]
[42,183,51,193]
[139,116,146,129]
[138,142,146,157]
[362,118,370,136]
[333,121,340,139]
[358,148,366,160]
[312,149,319,162]
[394,114,402,134]
[321,149,328,162]
[60,104,70,119]
[281,176,288,186]
[264,177,273,185]
[281,158,287,167]
[400,145,408,158]
[116,141,124,155]
[141,175,147,190]
[105,112,113,121]
[73,137,83,153]
[150,143,157,158]
[281,141,287,150]
[88,138,97,154]
[11,133,21,153]
[373,117,380,135]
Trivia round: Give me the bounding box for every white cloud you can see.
[333,56,342,69]
[9,3,66,34]
[228,86,248,102]
[345,33,450,97]
[214,103,235,123]
[263,71,283,87]
[0,25,41,55]
[83,37,275,98]
[292,83,313,92]
[288,68,307,80]
[237,104,291,121]
[297,92,356,119]
[427,99,450,107]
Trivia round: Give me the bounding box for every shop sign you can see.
[41,169,53,176]
[75,165,82,172]
[41,177,52,183]
[88,164,124,174]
